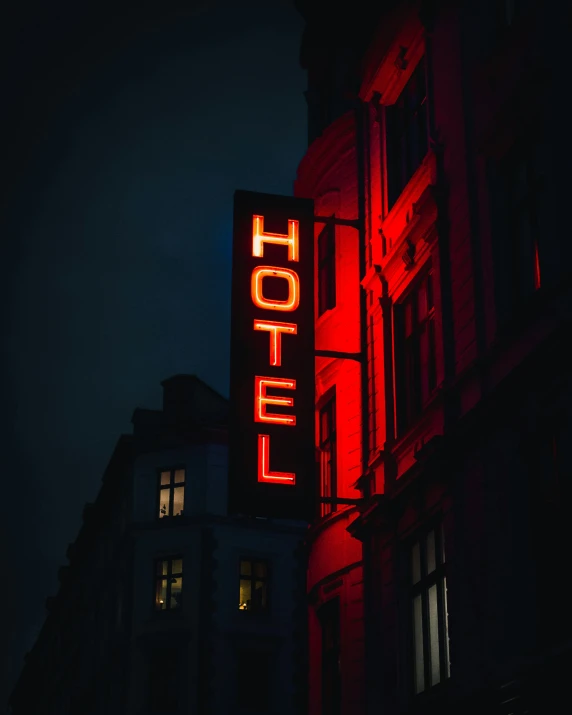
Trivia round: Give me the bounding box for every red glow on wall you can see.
[253,319,298,366]
[254,376,297,425]
[251,266,300,312]
[257,434,296,484]
[252,215,300,262]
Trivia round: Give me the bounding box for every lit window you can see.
[318,223,336,316]
[158,468,185,518]
[385,57,429,211]
[155,557,183,611]
[319,394,337,517]
[238,559,269,612]
[395,265,436,434]
[149,648,179,712]
[410,526,450,694]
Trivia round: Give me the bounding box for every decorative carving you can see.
[394,46,408,71]
[402,239,416,269]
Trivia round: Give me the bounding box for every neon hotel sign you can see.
[229,191,314,520]
[252,215,300,484]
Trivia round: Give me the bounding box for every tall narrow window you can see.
[158,468,185,519]
[395,266,436,434]
[367,315,377,455]
[318,223,336,316]
[320,598,341,715]
[149,648,179,712]
[386,57,429,210]
[155,557,183,611]
[410,526,450,694]
[319,394,337,517]
[238,559,269,613]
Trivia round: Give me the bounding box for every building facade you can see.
[294,0,572,713]
[9,375,307,715]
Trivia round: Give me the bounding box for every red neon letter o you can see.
[251,266,300,312]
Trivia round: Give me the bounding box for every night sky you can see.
[0,0,307,704]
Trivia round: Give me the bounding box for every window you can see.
[238,559,269,612]
[318,224,336,316]
[395,266,436,434]
[320,598,341,715]
[158,468,185,518]
[386,57,429,210]
[149,648,179,712]
[235,648,271,711]
[319,394,337,517]
[410,526,450,694]
[154,557,183,611]
[367,315,377,455]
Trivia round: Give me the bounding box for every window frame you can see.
[385,56,429,211]
[154,555,184,613]
[157,466,186,520]
[318,223,336,317]
[407,524,450,697]
[238,557,270,614]
[319,391,337,517]
[394,264,437,435]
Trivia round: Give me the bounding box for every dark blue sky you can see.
[1,0,307,704]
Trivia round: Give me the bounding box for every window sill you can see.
[392,384,443,450]
[316,305,336,330]
[380,151,437,260]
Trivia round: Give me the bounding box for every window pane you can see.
[172,558,183,576]
[170,577,182,609]
[426,530,436,574]
[253,581,267,610]
[404,299,414,337]
[172,487,184,517]
[427,271,434,309]
[418,281,428,321]
[428,584,440,686]
[174,468,185,484]
[160,471,171,486]
[159,488,170,518]
[239,579,252,610]
[240,560,252,576]
[411,542,421,585]
[413,594,425,694]
[254,561,267,578]
[157,560,168,577]
[155,579,167,610]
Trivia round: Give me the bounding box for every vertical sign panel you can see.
[229,190,315,520]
